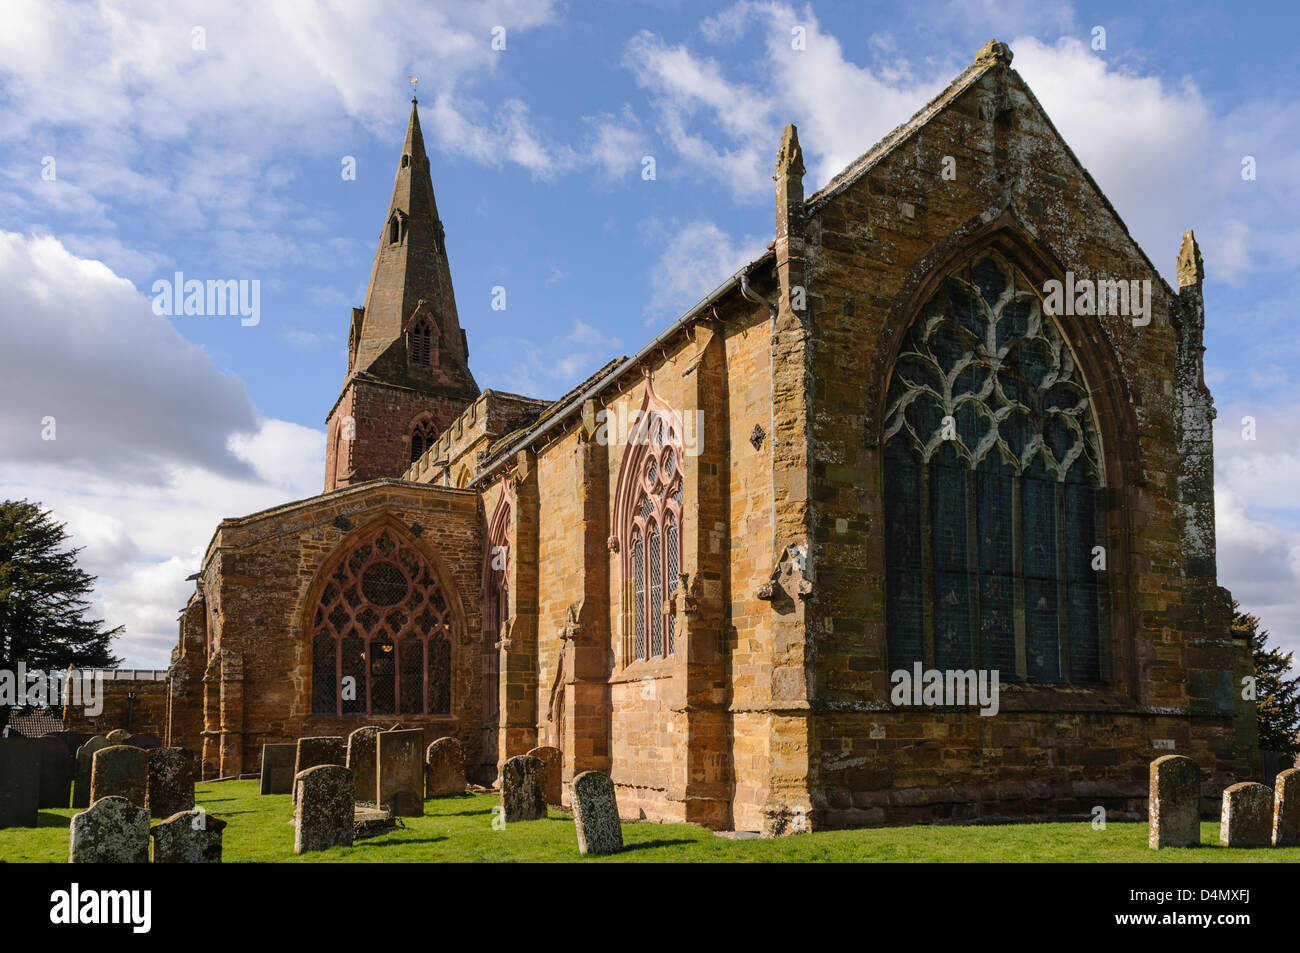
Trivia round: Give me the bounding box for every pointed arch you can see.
[880,229,1133,687]
[303,517,461,717]
[408,414,438,464]
[611,378,684,663]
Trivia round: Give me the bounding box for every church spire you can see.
[325,99,479,492]
[347,98,477,398]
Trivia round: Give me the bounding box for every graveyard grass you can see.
[3,780,1299,862]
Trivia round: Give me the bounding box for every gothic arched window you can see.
[409,418,437,464]
[614,394,683,663]
[408,316,437,366]
[883,252,1109,684]
[311,525,454,715]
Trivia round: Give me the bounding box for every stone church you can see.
[160,40,1256,833]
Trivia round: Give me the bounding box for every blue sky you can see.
[1,0,1298,665]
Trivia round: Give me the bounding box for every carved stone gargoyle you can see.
[756,544,812,603]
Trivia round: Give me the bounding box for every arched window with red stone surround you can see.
[408,315,438,366]
[612,381,684,664]
[409,417,438,464]
[311,524,454,716]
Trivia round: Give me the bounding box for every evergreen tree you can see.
[1233,600,1300,755]
[0,500,121,731]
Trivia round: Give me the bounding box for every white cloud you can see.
[0,232,324,665]
[0,231,259,481]
[644,220,767,320]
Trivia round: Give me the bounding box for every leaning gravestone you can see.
[293,736,345,805]
[501,754,547,822]
[259,743,296,795]
[1220,781,1272,847]
[72,736,110,808]
[346,726,381,803]
[0,737,41,827]
[294,764,354,854]
[1148,755,1200,848]
[1274,767,1300,847]
[151,809,226,863]
[425,737,466,797]
[571,771,623,855]
[69,796,149,863]
[146,747,194,817]
[527,745,563,805]
[126,733,162,750]
[105,729,131,745]
[377,729,425,817]
[90,745,147,808]
[36,735,75,810]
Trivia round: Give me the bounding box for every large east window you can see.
[883,253,1109,683]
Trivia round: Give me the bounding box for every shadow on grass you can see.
[355,835,448,848]
[619,839,698,852]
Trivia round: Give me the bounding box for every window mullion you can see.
[1012,473,1027,680]
[1056,480,1071,682]
[920,463,935,669]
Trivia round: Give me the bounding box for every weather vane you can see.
[408,75,419,103]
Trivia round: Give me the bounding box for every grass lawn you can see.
[2,779,1297,862]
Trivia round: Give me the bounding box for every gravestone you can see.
[294,764,354,854]
[259,743,296,795]
[146,747,195,817]
[72,735,110,808]
[105,729,131,745]
[1220,781,1272,847]
[501,754,546,822]
[425,737,466,797]
[151,809,226,863]
[0,737,41,827]
[1274,767,1300,847]
[69,796,149,863]
[1148,755,1200,848]
[346,726,381,803]
[126,733,162,750]
[293,736,345,805]
[527,745,563,805]
[36,735,74,809]
[90,745,147,808]
[377,729,425,817]
[571,771,623,855]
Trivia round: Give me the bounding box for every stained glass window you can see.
[883,253,1109,684]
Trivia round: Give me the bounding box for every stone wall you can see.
[168,479,483,779]
[62,671,169,739]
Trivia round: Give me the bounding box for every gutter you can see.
[470,254,774,486]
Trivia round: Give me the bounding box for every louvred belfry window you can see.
[409,418,438,464]
[311,526,454,715]
[408,316,437,366]
[883,252,1109,684]
[617,407,683,663]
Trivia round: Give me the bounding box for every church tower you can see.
[324,98,479,491]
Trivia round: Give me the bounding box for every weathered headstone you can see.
[294,764,354,854]
[527,745,563,805]
[1148,755,1200,848]
[126,733,162,750]
[105,729,131,745]
[0,737,41,827]
[571,771,623,855]
[346,726,381,803]
[1220,781,1272,847]
[90,745,147,808]
[259,743,296,795]
[377,729,425,817]
[36,735,74,809]
[425,736,466,797]
[69,796,149,863]
[72,735,110,808]
[150,809,226,863]
[1274,767,1300,847]
[293,736,345,805]
[146,747,195,817]
[501,754,546,822]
